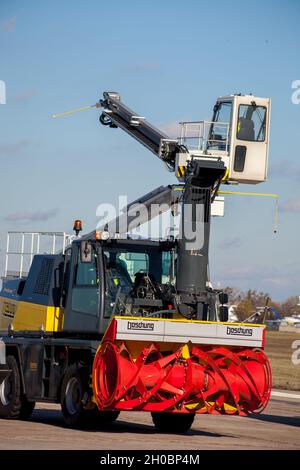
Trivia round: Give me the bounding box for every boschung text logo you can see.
[227,326,253,337]
[127,321,154,331]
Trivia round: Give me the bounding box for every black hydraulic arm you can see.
[98,92,184,170]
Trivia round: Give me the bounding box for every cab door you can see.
[62,242,104,334]
[229,96,271,184]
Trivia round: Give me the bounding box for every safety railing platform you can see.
[4,231,72,279]
[178,120,230,153]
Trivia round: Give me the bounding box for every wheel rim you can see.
[65,377,81,415]
[0,375,12,406]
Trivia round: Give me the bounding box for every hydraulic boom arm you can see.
[97,91,226,320]
[98,92,185,170]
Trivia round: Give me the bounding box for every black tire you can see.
[151,412,195,433]
[61,362,120,428]
[61,362,88,427]
[85,407,120,426]
[19,398,36,420]
[0,355,35,420]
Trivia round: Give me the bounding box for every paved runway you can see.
[0,392,299,450]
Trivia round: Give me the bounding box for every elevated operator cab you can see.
[177,94,271,184]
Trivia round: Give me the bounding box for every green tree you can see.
[280,296,300,317]
[235,297,255,321]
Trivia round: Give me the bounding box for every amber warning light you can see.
[73,219,83,236]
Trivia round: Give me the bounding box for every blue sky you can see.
[0,0,299,300]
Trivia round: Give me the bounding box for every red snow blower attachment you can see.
[93,317,271,416]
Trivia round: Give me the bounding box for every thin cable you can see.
[52,103,98,119]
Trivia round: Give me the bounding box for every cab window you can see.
[75,251,98,286]
[237,104,266,142]
[162,250,176,285]
[104,250,148,296]
[71,247,99,316]
[104,249,153,317]
[207,101,231,151]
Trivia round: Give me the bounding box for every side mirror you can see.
[219,292,228,305]
[219,305,229,322]
[80,241,93,263]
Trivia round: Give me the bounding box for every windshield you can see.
[103,244,176,318]
[104,246,175,290]
[207,101,231,151]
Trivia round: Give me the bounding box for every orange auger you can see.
[92,318,272,415]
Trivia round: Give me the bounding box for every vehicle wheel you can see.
[151,412,195,433]
[20,398,36,420]
[0,355,36,421]
[0,355,22,419]
[61,363,89,427]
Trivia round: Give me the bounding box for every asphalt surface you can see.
[0,392,299,450]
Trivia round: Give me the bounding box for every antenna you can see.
[52,102,100,119]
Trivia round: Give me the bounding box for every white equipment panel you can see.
[115,316,265,348]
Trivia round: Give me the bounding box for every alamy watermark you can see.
[291,80,300,104]
[291,340,300,365]
[0,80,6,104]
[95,196,205,250]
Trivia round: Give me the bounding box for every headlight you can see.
[95,230,110,241]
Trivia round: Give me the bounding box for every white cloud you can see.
[160,121,181,138]
[219,237,242,250]
[269,160,300,181]
[12,90,36,103]
[280,199,300,213]
[212,263,300,301]
[262,276,291,287]
[5,209,59,223]
[124,63,161,73]
[0,140,31,156]
[1,16,16,33]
